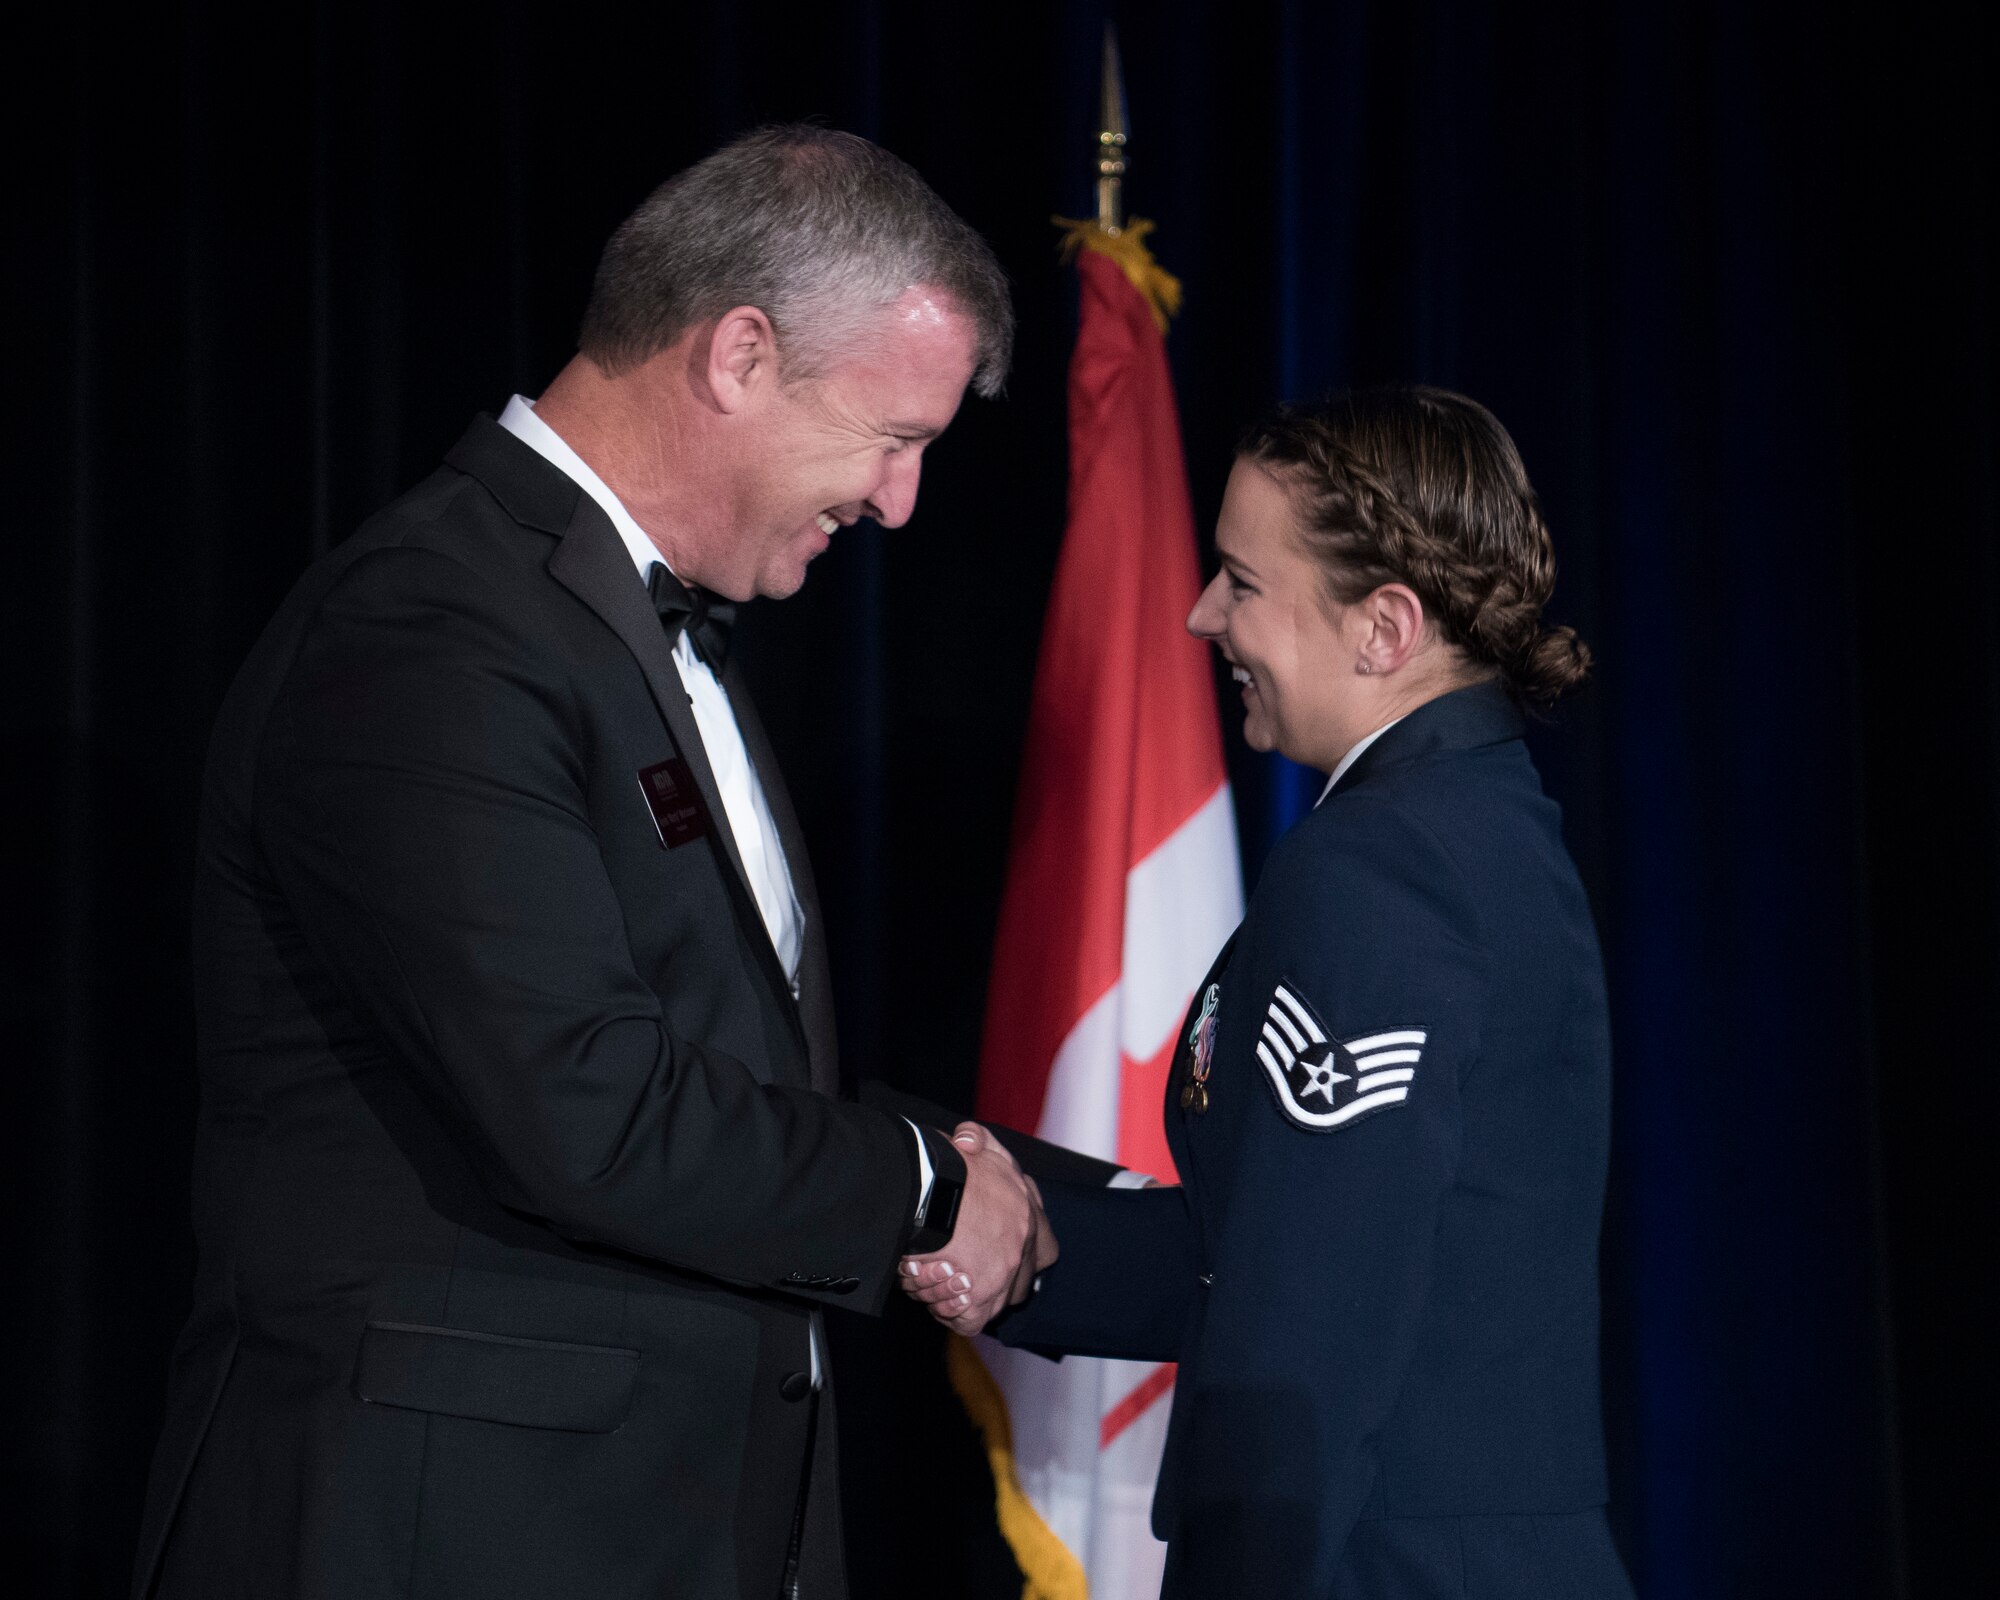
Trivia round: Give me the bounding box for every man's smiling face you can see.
[724,286,979,600]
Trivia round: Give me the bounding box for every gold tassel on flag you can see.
[947,1334,1089,1600]
[1052,217,1183,335]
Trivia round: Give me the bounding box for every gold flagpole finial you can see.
[1055,20,1181,332]
[1096,24,1128,234]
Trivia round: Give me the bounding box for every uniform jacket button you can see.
[1198,1272,1214,1287]
[779,1371,812,1402]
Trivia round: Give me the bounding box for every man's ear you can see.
[1359,583,1429,675]
[705,306,779,414]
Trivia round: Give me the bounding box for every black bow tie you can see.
[647,563,736,671]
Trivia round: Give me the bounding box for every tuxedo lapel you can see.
[443,417,806,1050]
[724,658,840,1098]
[543,510,746,880]
[544,522,813,1051]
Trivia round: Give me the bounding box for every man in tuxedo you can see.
[134,126,1047,1600]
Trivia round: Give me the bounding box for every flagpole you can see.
[1096,25,1128,235]
[955,27,1239,1600]
[1057,26,1181,335]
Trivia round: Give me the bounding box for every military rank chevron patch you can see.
[1256,980,1427,1132]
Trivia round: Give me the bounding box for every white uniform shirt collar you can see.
[1316,716,1405,807]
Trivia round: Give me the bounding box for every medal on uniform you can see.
[1180,982,1221,1112]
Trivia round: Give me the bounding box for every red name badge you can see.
[637,758,709,849]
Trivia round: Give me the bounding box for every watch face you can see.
[908,1128,965,1254]
[931,1162,965,1233]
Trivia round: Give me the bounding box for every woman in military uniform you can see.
[909,387,1633,1598]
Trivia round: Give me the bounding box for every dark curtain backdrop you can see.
[6,1,1993,1595]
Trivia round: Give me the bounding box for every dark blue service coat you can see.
[999,683,1635,1599]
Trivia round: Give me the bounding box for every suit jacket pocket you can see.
[353,1319,640,1433]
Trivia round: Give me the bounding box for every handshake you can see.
[899,1124,1059,1336]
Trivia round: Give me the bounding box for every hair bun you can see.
[1517,625,1593,703]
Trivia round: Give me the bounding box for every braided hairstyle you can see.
[1238,386,1591,705]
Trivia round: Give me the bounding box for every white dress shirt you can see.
[497,398,930,1378]
[499,396,804,988]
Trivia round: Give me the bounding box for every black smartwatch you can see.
[905,1125,967,1255]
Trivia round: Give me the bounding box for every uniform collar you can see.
[1322,678,1526,801]
[1315,717,1404,807]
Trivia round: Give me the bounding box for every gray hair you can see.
[579,125,1014,398]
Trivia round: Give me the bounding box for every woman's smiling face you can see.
[1186,459,1372,772]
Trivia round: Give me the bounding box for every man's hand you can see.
[898,1123,1047,1335]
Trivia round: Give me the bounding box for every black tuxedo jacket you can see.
[134,418,929,1600]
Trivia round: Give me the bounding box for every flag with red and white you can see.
[951,228,1241,1600]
